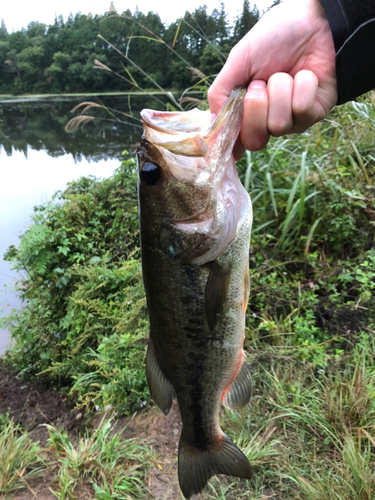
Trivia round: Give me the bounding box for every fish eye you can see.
[140,162,161,186]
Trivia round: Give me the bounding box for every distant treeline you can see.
[0,1,275,95]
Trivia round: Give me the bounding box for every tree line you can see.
[0,1,266,95]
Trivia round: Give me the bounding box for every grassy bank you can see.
[0,409,155,499]
[1,93,375,498]
[1,342,374,499]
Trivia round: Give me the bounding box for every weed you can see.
[46,415,154,499]
[0,413,44,494]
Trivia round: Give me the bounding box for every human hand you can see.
[208,0,338,158]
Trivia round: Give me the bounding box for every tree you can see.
[0,4,261,95]
[215,3,230,46]
[232,0,259,44]
[200,43,225,77]
[0,18,8,40]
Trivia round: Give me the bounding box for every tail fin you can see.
[178,431,252,499]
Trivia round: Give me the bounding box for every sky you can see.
[1,0,274,33]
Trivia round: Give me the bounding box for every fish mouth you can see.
[140,108,210,158]
[140,87,245,157]
[139,87,246,183]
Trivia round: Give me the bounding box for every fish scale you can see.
[137,87,253,498]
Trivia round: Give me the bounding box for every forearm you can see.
[319,0,375,103]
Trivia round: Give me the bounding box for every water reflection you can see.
[0,94,169,161]
[0,94,161,354]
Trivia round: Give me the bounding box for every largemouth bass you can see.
[137,88,253,498]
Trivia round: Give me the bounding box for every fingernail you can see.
[249,80,266,90]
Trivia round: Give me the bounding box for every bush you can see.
[235,96,375,366]
[2,153,149,413]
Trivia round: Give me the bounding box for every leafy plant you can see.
[46,416,154,499]
[0,413,45,494]
[3,154,149,414]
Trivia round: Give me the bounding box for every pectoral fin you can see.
[205,261,231,333]
[223,359,252,410]
[146,339,174,415]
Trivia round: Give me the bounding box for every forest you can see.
[0,1,263,95]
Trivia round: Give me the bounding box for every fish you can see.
[137,87,253,499]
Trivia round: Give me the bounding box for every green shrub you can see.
[2,154,149,413]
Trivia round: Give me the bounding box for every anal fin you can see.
[223,359,252,410]
[146,339,174,415]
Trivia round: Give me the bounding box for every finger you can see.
[208,40,252,116]
[291,70,323,132]
[240,80,269,152]
[233,137,246,161]
[267,73,294,137]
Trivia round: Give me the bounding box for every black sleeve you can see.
[319,0,375,104]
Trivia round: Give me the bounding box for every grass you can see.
[1,339,374,499]
[0,413,45,495]
[0,412,155,499]
[238,93,375,258]
[199,333,375,499]
[0,90,202,100]
[47,415,154,499]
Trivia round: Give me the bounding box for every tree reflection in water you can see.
[0,95,168,161]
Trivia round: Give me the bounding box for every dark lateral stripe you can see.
[186,351,208,450]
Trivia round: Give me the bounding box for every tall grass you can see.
[195,334,375,499]
[0,413,45,494]
[47,416,154,499]
[238,93,375,256]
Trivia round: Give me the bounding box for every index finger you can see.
[207,42,253,116]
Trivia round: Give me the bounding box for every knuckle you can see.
[269,72,293,86]
[244,91,267,105]
[207,86,214,102]
[251,137,269,151]
[293,101,312,117]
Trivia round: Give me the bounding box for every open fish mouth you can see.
[140,87,246,182]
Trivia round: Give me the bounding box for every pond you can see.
[0,93,178,354]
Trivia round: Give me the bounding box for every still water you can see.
[0,94,166,354]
